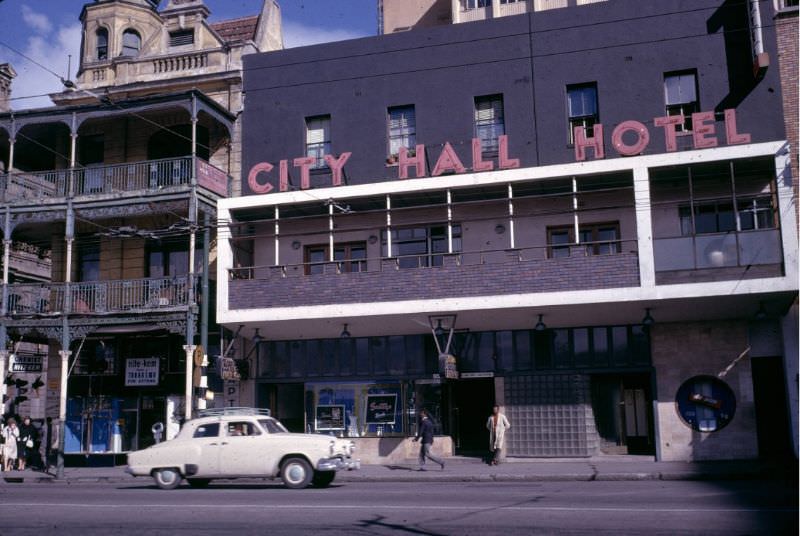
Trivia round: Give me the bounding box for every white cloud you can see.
[1,7,81,110]
[21,4,52,34]
[282,21,365,49]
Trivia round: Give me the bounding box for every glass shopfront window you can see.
[305,381,406,437]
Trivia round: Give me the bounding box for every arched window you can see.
[96,28,108,60]
[121,29,141,57]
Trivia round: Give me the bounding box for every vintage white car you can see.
[126,408,359,489]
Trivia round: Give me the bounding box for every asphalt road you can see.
[0,479,796,535]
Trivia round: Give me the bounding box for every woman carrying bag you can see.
[2,417,20,471]
[18,416,37,471]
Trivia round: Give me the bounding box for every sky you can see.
[0,0,376,109]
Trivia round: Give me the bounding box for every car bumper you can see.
[126,465,148,477]
[316,457,361,472]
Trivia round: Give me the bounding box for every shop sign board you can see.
[10,354,44,373]
[365,394,397,425]
[315,404,346,431]
[197,159,229,196]
[125,358,160,386]
[219,356,241,381]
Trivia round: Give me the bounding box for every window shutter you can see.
[475,96,503,123]
[306,117,330,144]
[665,73,696,105]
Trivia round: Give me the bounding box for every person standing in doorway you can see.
[2,417,20,471]
[486,405,510,465]
[413,409,445,471]
[17,417,37,471]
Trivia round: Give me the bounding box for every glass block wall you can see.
[505,374,599,457]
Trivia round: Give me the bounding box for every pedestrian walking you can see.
[413,409,445,471]
[2,417,20,471]
[486,405,510,466]
[17,416,37,471]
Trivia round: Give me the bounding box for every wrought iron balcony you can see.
[4,276,195,316]
[0,156,229,204]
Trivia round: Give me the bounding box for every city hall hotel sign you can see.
[247,108,751,194]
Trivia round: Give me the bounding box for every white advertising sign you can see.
[125,358,160,386]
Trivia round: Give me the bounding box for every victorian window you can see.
[121,29,141,57]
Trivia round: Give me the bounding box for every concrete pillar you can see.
[633,167,656,288]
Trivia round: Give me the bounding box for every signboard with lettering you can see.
[315,404,346,431]
[197,159,229,197]
[219,356,241,381]
[438,354,459,380]
[125,358,160,386]
[365,394,397,425]
[10,354,44,373]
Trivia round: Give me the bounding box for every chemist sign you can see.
[125,358,160,386]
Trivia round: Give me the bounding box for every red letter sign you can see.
[611,120,650,156]
[293,156,315,189]
[472,138,494,172]
[724,109,751,145]
[324,152,352,186]
[498,135,520,169]
[247,162,274,194]
[574,124,605,161]
[432,142,467,176]
[653,115,683,152]
[399,145,426,179]
[691,111,718,149]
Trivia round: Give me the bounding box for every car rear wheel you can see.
[187,478,211,489]
[153,468,182,490]
[281,457,313,489]
[312,471,335,488]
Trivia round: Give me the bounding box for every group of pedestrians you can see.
[1,415,39,472]
[414,404,511,470]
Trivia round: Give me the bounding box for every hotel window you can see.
[96,28,108,60]
[664,70,699,132]
[566,83,598,144]
[462,0,491,9]
[305,115,331,169]
[387,105,416,161]
[382,225,462,269]
[169,29,195,47]
[474,94,505,156]
[121,29,142,57]
[304,242,367,275]
[547,223,621,259]
[680,197,775,235]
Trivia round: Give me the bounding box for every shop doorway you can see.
[447,378,495,455]
[591,373,654,455]
[751,356,793,460]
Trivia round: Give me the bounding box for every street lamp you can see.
[534,314,547,332]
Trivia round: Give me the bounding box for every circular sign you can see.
[193,345,205,367]
[675,375,736,432]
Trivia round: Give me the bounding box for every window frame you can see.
[663,70,699,133]
[147,243,191,278]
[381,224,462,268]
[474,94,505,157]
[304,241,368,276]
[547,222,621,259]
[679,196,776,236]
[566,82,599,145]
[305,115,332,170]
[121,29,142,57]
[95,28,109,61]
[387,105,417,161]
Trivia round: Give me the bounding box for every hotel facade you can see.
[217,0,798,461]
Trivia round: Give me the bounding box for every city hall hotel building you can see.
[217,0,798,461]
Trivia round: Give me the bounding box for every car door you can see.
[218,420,267,477]
[191,422,222,477]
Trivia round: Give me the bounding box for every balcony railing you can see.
[653,229,784,283]
[4,276,195,316]
[0,156,229,203]
[228,241,640,310]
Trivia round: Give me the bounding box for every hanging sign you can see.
[10,354,44,373]
[125,358,160,386]
[438,354,459,380]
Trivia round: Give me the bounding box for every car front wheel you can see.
[153,468,182,490]
[281,457,313,489]
[312,471,335,488]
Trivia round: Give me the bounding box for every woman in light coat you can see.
[2,417,20,471]
[486,405,510,466]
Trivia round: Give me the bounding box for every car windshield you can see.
[259,418,288,434]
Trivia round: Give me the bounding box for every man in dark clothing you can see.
[413,409,445,471]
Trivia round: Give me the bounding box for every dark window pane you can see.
[717,203,735,232]
[695,205,718,234]
[495,331,514,372]
[355,338,370,375]
[405,335,425,374]
[388,336,405,375]
[552,329,571,369]
[306,340,322,376]
[371,337,388,374]
[514,330,533,371]
[612,327,629,366]
[592,327,609,366]
[573,328,590,367]
[289,341,306,377]
[338,339,353,376]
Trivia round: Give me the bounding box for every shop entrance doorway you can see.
[751,356,793,460]
[447,378,495,455]
[591,373,654,455]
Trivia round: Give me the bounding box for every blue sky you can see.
[0,0,376,108]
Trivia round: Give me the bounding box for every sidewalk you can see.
[1,456,787,485]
